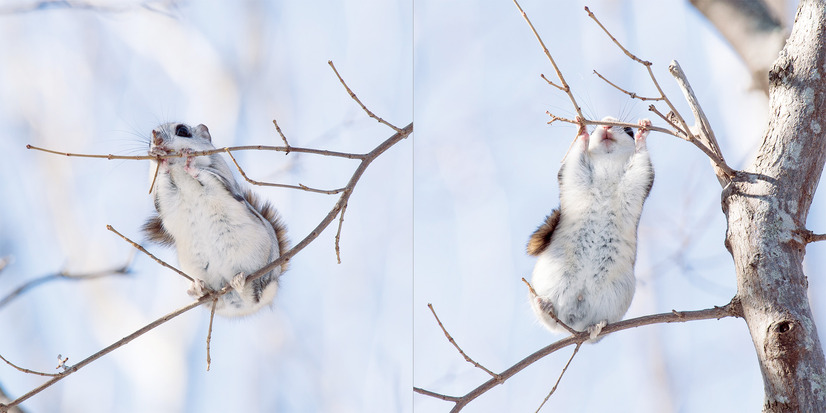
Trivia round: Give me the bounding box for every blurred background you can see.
[2,0,824,412]
[413,0,824,412]
[0,1,411,412]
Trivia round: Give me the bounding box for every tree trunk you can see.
[723,0,826,411]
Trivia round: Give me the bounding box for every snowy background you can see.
[0,1,411,412]
[414,0,825,412]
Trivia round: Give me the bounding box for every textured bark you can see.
[722,0,826,411]
[690,0,788,94]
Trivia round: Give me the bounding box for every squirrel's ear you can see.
[194,124,211,142]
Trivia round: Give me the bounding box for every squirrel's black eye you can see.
[623,127,634,138]
[175,124,192,138]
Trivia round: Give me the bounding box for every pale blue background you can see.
[0,1,411,412]
[1,0,824,412]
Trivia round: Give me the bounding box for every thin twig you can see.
[297,183,345,195]
[411,387,462,403]
[415,298,743,412]
[648,106,684,134]
[593,70,663,101]
[0,257,133,310]
[650,102,731,177]
[0,354,58,378]
[223,149,344,194]
[206,298,217,371]
[334,202,348,264]
[106,225,192,282]
[540,74,565,91]
[584,6,649,65]
[545,112,675,137]
[427,303,502,381]
[668,60,735,181]
[535,343,581,412]
[148,158,161,194]
[545,112,577,125]
[584,6,735,182]
[521,278,578,335]
[588,118,674,136]
[26,143,366,161]
[583,6,695,143]
[668,61,724,157]
[548,115,672,167]
[513,0,583,120]
[328,60,402,132]
[272,119,291,154]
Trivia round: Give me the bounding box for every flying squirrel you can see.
[142,122,289,317]
[527,116,654,339]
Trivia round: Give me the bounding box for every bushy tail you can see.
[526,209,560,256]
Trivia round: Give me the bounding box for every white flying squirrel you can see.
[527,116,654,338]
[143,122,288,317]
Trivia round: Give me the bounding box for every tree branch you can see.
[328,61,402,133]
[25,143,366,161]
[106,226,191,282]
[805,232,826,243]
[0,354,58,378]
[0,256,133,310]
[668,60,734,183]
[592,70,663,101]
[427,303,502,381]
[206,298,217,371]
[223,148,345,194]
[535,342,581,412]
[415,299,742,412]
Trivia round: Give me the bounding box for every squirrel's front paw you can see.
[149,147,170,168]
[575,116,589,147]
[187,278,208,298]
[635,119,651,151]
[587,320,607,341]
[230,272,247,292]
[148,146,168,157]
[181,148,200,177]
